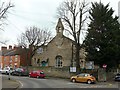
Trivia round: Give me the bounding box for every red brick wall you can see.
[20,51,31,67]
[0,46,31,69]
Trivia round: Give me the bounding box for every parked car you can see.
[115,73,120,81]
[0,67,14,74]
[29,70,45,78]
[70,73,96,84]
[11,68,29,76]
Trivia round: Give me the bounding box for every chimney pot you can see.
[1,46,7,50]
[9,45,12,50]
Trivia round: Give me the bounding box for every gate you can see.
[98,68,106,81]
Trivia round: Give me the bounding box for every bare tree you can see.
[17,26,52,63]
[57,0,89,73]
[0,40,8,45]
[0,1,14,29]
[0,1,14,44]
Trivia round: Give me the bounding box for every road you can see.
[2,74,120,89]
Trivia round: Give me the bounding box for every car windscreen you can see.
[10,68,13,70]
[15,68,23,71]
[40,72,44,74]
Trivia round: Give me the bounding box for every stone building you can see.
[32,18,86,70]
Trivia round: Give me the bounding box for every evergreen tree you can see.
[84,2,120,69]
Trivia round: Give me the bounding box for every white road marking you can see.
[17,80,23,88]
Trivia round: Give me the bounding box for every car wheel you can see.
[11,73,13,75]
[37,76,39,78]
[6,71,8,75]
[87,80,92,84]
[72,78,76,83]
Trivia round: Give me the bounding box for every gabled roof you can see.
[4,50,16,56]
[0,49,13,56]
[43,34,75,47]
[0,48,29,56]
[63,35,75,43]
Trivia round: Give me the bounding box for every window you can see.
[55,56,62,68]
[4,57,6,61]
[37,59,40,66]
[15,55,18,61]
[9,64,12,67]
[10,56,12,62]
[78,74,85,77]
[37,59,40,64]
[40,71,44,74]
[14,65,17,68]
[59,28,62,32]
[34,58,36,64]
[37,48,43,54]
[33,71,37,74]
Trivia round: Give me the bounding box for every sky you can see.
[0,0,120,47]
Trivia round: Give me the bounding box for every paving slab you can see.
[0,74,20,89]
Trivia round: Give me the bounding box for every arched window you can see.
[37,59,40,66]
[55,55,62,68]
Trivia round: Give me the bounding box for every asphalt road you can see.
[2,74,120,89]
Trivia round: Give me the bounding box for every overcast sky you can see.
[0,0,120,47]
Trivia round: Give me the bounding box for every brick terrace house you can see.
[32,18,86,69]
[0,45,31,69]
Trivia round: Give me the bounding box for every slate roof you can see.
[0,48,29,56]
[0,49,13,56]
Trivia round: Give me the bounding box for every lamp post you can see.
[8,66,10,80]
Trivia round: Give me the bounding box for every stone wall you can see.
[28,66,75,78]
[28,66,119,81]
[106,68,120,81]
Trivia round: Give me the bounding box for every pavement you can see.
[1,74,20,89]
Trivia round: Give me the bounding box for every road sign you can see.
[103,64,107,69]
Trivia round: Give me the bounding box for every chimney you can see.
[1,46,7,50]
[14,46,17,50]
[9,45,12,50]
[14,45,19,50]
[19,46,22,49]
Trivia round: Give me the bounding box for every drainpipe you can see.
[71,43,73,67]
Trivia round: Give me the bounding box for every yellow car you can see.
[70,73,96,84]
